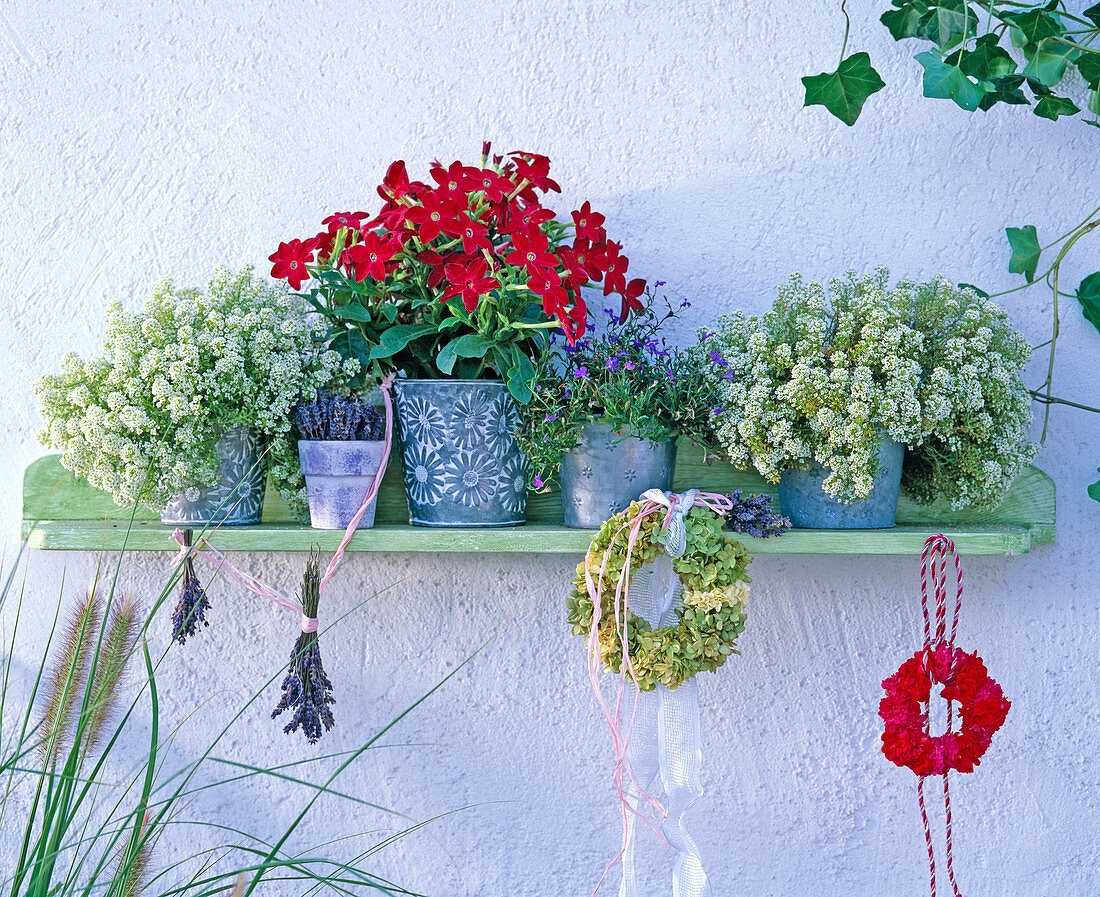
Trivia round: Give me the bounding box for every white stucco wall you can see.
[1,1,1098,894]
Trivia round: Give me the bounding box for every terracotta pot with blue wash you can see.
[560,422,677,528]
[393,379,528,527]
[160,425,266,526]
[298,439,387,529]
[777,438,905,529]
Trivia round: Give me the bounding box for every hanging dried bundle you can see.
[172,529,211,645]
[722,490,791,538]
[272,555,335,744]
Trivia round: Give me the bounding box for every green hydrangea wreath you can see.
[567,500,753,692]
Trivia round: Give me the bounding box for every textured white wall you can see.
[1,1,1098,894]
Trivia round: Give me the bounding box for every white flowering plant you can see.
[696,269,1036,509]
[36,266,355,515]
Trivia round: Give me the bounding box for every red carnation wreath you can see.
[880,534,1012,897]
[880,644,1011,776]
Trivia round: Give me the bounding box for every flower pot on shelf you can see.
[777,438,904,529]
[393,379,527,527]
[560,422,678,528]
[160,425,266,526]
[297,440,386,529]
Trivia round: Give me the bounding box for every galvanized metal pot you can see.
[298,440,386,529]
[777,438,905,529]
[560,422,678,528]
[160,425,265,526]
[393,379,527,527]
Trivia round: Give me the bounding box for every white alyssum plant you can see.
[696,268,1035,508]
[37,266,355,514]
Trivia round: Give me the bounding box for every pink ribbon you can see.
[171,374,396,632]
[584,490,732,894]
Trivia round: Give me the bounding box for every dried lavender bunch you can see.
[272,556,335,744]
[172,530,211,645]
[724,490,791,538]
[294,391,384,441]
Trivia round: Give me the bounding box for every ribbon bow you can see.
[639,489,732,558]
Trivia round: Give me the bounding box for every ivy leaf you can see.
[1002,8,1063,48]
[881,1,929,40]
[953,33,1017,80]
[1085,4,1100,28]
[1023,42,1076,87]
[1076,51,1100,91]
[958,282,990,298]
[917,0,978,49]
[1006,225,1041,282]
[802,52,886,126]
[979,74,1030,111]
[1034,94,1081,120]
[915,50,988,110]
[1077,271,1100,336]
[1089,470,1100,504]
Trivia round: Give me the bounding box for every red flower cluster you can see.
[268,146,646,340]
[879,644,1011,777]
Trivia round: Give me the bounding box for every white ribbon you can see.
[618,555,712,897]
[640,489,699,559]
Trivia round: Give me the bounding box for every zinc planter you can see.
[560,422,678,528]
[298,440,386,529]
[777,438,905,529]
[393,379,528,527]
[160,425,266,526]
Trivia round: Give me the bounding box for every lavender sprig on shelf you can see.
[172,530,212,645]
[723,490,791,538]
[272,556,335,744]
[294,391,384,441]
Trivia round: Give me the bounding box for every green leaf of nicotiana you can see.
[435,334,495,375]
[367,323,438,361]
[1089,470,1100,503]
[505,344,536,405]
[1034,94,1081,120]
[1085,3,1100,28]
[917,0,978,50]
[331,301,374,323]
[915,50,989,111]
[1076,271,1100,336]
[1002,8,1064,48]
[802,52,886,126]
[1077,51,1100,91]
[1006,225,1042,282]
[978,74,1030,111]
[952,33,1017,81]
[881,1,930,40]
[1023,41,1076,87]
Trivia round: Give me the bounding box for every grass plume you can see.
[38,589,101,765]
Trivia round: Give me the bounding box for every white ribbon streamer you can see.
[640,489,699,559]
[618,555,712,897]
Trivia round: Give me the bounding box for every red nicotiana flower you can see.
[426,251,465,289]
[313,231,336,263]
[449,213,492,255]
[377,160,423,202]
[268,238,317,290]
[509,151,561,193]
[406,190,462,243]
[505,229,559,273]
[345,231,401,283]
[498,201,555,235]
[322,211,366,233]
[618,277,646,320]
[528,267,569,315]
[571,237,606,282]
[443,257,498,312]
[556,247,590,293]
[602,243,630,296]
[473,168,514,203]
[430,160,481,194]
[571,201,606,242]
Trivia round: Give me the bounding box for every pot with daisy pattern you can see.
[393,379,528,526]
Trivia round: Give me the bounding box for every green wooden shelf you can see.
[22,445,1055,556]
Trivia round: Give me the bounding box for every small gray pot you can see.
[560,422,678,528]
[777,438,905,529]
[298,440,386,530]
[393,379,527,527]
[160,425,265,526]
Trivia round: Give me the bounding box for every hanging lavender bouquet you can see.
[294,391,384,441]
[272,555,335,744]
[172,529,212,645]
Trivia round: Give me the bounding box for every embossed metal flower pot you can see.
[160,425,265,526]
[777,438,905,529]
[393,379,527,527]
[298,440,386,529]
[560,422,677,528]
